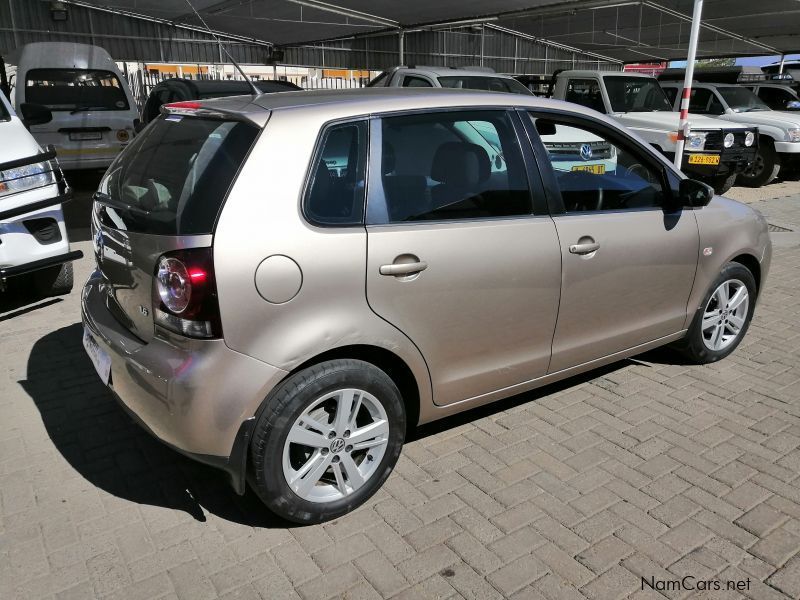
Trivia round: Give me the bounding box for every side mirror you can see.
[679,178,714,208]
[19,103,52,128]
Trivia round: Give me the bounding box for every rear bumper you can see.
[80,270,288,491]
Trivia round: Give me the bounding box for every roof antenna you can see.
[182,0,261,96]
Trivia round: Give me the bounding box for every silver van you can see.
[82,89,771,523]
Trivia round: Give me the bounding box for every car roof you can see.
[557,70,653,79]
[395,66,514,79]
[179,87,601,127]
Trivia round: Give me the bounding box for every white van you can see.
[7,42,138,170]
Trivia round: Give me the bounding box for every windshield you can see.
[25,68,129,112]
[603,76,672,112]
[717,86,771,112]
[438,76,532,95]
[98,116,259,235]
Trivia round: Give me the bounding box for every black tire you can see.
[737,138,780,187]
[711,172,737,195]
[250,359,406,524]
[33,263,73,297]
[675,262,757,364]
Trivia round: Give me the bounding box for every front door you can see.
[527,112,700,372]
[365,110,562,406]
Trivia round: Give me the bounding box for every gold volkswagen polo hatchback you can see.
[82,89,771,523]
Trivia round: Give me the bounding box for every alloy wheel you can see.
[282,388,390,503]
[701,278,749,351]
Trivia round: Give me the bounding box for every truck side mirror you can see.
[19,103,52,128]
[679,178,714,208]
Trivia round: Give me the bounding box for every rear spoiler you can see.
[0,145,72,221]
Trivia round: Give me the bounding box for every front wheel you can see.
[710,172,737,195]
[675,262,757,364]
[250,359,406,524]
[33,262,73,297]
[737,139,780,187]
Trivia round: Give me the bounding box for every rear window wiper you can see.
[93,191,151,217]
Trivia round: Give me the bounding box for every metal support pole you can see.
[399,29,404,65]
[779,54,786,74]
[480,25,485,67]
[674,0,703,171]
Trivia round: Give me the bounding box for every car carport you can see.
[3,2,800,600]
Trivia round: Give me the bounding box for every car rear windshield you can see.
[438,76,532,95]
[97,115,259,235]
[25,68,129,111]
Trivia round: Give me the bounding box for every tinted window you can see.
[0,96,9,121]
[403,76,433,87]
[97,116,259,235]
[531,115,667,212]
[305,121,367,226]
[438,76,531,95]
[603,76,672,112]
[564,79,605,113]
[688,88,725,115]
[377,111,531,222]
[757,86,796,109]
[663,86,678,106]
[25,68,129,111]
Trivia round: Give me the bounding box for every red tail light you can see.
[153,248,221,339]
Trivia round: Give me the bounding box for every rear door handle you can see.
[379,261,428,276]
[569,242,600,255]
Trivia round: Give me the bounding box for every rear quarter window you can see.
[98,115,259,235]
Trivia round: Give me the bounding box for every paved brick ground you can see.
[1,185,800,600]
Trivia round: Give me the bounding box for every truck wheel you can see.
[34,263,74,297]
[737,139,780,187]
[711,173,737,195]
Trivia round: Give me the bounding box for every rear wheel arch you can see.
[261,344,421,436]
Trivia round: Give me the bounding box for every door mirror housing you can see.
[19,103,53,128]
[679,178,714,208]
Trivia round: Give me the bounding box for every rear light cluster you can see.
[153,248,222,339]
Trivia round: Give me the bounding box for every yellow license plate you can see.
[687,154,720,165]
[571,164,605,174]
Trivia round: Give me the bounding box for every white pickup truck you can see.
[659,80,800,186]
[551,71,758,193]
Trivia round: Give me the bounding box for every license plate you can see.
[687,154,720,165]
[83,326,111,385]
[69,131,103,141]
[571,164,606,174]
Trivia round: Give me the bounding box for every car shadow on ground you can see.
[21,322,292,528]
[0,282,63,320]
[23,323,664,527]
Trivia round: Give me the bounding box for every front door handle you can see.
[569,242,600,255]
[379,261,428,276]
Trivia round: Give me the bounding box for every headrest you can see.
[431,142,490,186]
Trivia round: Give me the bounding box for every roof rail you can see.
[455,66,495,73]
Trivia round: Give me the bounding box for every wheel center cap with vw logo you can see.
[330,438,346,453]
[580,144,593,160]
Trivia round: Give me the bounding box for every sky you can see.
[670,54,800,68]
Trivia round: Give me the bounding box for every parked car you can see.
[82,89,771,524]
[551,71,758,194]
[659,80,800,186]
[0,90,82,296]
[140,78,303,124]
[368,65,532,94]
[5,42,138,170]
[744,82,800,112]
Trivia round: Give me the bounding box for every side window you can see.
[564,79,605,113]
[758,86,791,110]
[530,114,668,212]
[689,88,724,115]
[304,121,367,226]
[402,76,433,88]
[378,111,531,222]
[663,86,678,107]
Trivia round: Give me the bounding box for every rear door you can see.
[91,114,259,341]
[525,111,699,372]
[365,110,562,406]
